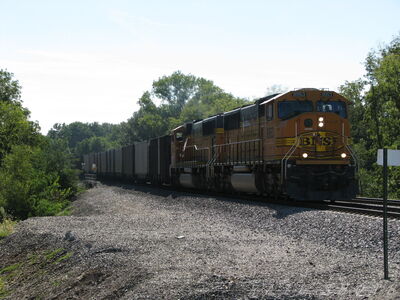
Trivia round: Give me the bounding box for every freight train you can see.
[83,88,358,201]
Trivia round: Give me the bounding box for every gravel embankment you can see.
[1,183,400,299]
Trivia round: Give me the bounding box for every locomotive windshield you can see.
[317,101,347,118]
[278,101,313,119]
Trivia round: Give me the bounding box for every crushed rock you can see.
[0,183,399,299]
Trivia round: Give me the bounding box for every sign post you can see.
[377,148,400,280]
[382,148,388,280]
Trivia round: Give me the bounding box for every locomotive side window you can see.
[266,103,274,121]
[317,101,347,118]
[278,100,313,119]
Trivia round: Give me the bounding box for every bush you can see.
[0,144,77,219]
[0,218,16,239]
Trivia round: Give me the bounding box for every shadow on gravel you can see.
[96,180,314,219]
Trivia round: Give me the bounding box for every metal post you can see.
[383,148,389,280]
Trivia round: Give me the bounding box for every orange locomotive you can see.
[171,88,357,201]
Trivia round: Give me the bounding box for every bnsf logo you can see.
[300,136,338,147]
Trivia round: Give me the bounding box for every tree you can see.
[48,121,122,156]
[339,34,400,198]
[265,84,288,96]
[121,72,248,143]
[152,71,198,116]
[0,67,79,219]
[0,100,41,164]
[0,69,22,105]
[180,78,247,122]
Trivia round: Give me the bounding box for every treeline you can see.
[339,34,400,199]
[0,70,78,221]
[49,71,248,158]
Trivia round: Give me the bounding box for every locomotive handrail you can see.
[280,136,301,184]
[214,138,262,147]
[182,145,210,167]
[185,145,210,151]
[213,139,262,164]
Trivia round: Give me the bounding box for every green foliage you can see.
[120,71,248,144]
[0,263,22,275]
[339,33,400,198]
[48,121,122,157]
[45,248,64,260]
[0,218,16,239]
[0,145,74,219]
[47,71,248,148]
[0,69,21,105]
[0,101,41,163]
[0,67,78,222]
[153,71,198,115]
[55,251,73,263]
[76,136,111,156]
[0,276,6,298]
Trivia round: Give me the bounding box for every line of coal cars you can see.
[82,135,172,185]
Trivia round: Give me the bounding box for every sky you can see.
[1,0,399,134]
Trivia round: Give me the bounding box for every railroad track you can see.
[314,197,400,219]
[241,196,400,219]
[92,178,400,219]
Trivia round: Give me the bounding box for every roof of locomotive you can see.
[171,88,349,133]
[260,88,349,105]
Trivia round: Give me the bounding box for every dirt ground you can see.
[1,183,400,299]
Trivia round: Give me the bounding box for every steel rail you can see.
[94,178,400,219]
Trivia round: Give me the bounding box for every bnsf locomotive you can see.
[83,88,357,201]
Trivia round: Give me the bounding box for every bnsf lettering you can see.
[300,136,337,146]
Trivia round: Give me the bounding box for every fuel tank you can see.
[231,173,258,193]
[179,173,195,188]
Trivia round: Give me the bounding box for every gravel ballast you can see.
[1,183,400,299]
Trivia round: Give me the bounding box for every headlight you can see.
[341,153,347,158]
[302,153,308,158]
[318,122,324,127]
[318,117,324,122]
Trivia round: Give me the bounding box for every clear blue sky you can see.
[1,0,399,133]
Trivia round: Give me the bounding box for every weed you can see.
[0,276,7,298]
[0,219,16,239]
[27,254,39,265]
[45,248,64,261]
[0,263,21,275]
[52,280,61,287]
[56,205,73,216]
[55,252,73,263]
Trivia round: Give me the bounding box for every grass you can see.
[45,248,64,260]
[0,262,22,297]
[0,218,16,239]
[56,205,73,216]
[0,247,74,298]
[55,252,73,263]
[0,263,22,275]
[0,277,7,298]
[43,248,73,263]
[0,248,73,300]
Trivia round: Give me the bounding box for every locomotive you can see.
[83,88,357,201]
